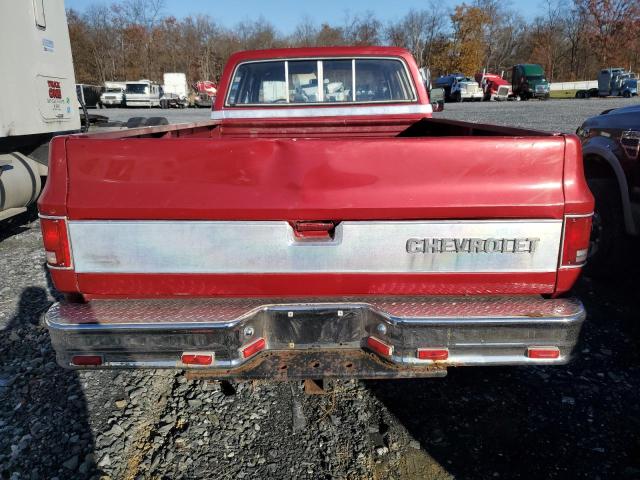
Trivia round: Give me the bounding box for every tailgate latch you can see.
[291,221,336,240]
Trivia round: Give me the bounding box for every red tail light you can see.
[561,215,592,267]
[40,217,71,268]
[181,352,214,366]
[240,338,266,359]
[71,355,103,366]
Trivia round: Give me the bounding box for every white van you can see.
[125,80,162,107]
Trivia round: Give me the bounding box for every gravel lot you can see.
[97,97,636,133]
[2,99,640,480]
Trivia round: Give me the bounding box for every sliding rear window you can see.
[226,58,415,106]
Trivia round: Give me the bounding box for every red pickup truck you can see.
[38,47,593,379]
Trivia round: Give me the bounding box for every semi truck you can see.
[475,72,511,101]
[39,47,592,379]
[598,68,637,98]
[0,0,81,221]
[512,64,550,100]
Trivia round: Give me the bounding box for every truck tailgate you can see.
[64,137,565,220]
[57,135,568,297]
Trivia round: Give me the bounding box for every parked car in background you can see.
[598,68,638,98]
[99,81,126,107]
[125,80,162,107]
[577,104,639,274]
[511,64,550,100]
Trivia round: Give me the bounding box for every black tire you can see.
[145,117,169,126]
[584,178,628,277]
[623,91,631,98]
[126,117,147,128]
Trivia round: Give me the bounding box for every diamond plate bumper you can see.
[45,296,585,378]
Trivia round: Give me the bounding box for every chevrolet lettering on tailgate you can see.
[406,238,540,254]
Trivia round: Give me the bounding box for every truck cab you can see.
[512,64,550,100]
[433,73,464,102]
[125,80,162,107]
[449,76,483,102]
[475,72,510,101]
[100,82,126,107]
[598,68,638,98]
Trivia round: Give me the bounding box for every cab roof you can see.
[226,46,414,63]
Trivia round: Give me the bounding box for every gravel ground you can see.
[95,96,639,133]
[2,100,640,480]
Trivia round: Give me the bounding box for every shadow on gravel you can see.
[0,207,38,243]
[0,286,97,478]
[367,266,640,480]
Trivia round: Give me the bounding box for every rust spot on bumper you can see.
[185,349,447,381]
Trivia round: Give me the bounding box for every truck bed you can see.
[40,117,591,299]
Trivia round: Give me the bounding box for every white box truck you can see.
[161,72,189,108]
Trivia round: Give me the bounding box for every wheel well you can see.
[583,153,637,235]
[583,154,617,181]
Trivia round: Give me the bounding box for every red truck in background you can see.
[38,47,593,379]
[475,72,511,101]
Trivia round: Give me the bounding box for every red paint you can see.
[61,135,567,221]
[74,272,558,298]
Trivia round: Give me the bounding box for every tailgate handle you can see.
[292,221,336,240]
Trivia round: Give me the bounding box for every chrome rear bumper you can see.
[45,296,585,379]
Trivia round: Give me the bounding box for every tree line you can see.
[68,0,640,86]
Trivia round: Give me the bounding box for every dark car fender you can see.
[582,136,636,235]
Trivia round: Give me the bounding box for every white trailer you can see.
[0,0,81,221]
[549,80,598,98]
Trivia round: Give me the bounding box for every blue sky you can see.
[65,0,542,33]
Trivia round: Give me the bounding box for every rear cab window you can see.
[226,57,416,106]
